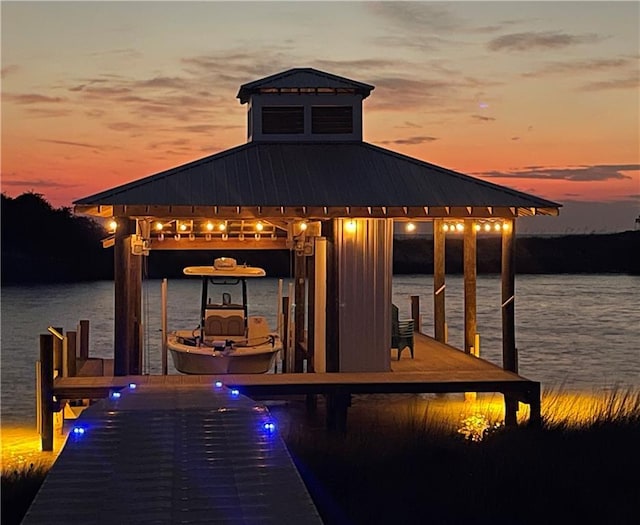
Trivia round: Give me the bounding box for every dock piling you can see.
[39,334,54,451]
[78,319,90,360]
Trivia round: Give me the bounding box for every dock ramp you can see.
[22,382,322,524]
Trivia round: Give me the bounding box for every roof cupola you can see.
[236,68,374,143]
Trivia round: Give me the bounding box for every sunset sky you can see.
[2,1,639,233]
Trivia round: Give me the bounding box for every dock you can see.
[22,382,323,525]
[51,333,541,433]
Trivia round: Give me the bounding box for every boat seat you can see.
[204,315,245,337]
[247,316,271,342]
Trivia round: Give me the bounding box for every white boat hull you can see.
[168,332,281,374]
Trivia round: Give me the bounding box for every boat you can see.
[168,257,282,374]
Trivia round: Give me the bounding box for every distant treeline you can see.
[1,192,638,284]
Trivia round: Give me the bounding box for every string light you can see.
[441,220,509,234]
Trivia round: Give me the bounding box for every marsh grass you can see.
[1,462,48,525]
[283,388,640,525]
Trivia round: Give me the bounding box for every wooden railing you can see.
[36,320,91,451]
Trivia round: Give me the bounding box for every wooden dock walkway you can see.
[23,382,323,525]
[51,333,541,432]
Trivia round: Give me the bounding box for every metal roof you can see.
[237,67,375,103]
[74,141,561,215]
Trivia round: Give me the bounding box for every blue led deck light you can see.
[230,388,240,397]
[263,421,276,433]
[215,381,223,388]
[110,391,121,400]
[71,426,86,437]
[128,383,137,390]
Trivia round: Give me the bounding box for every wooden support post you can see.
[39,334,54,452]
[161,278,168,375]
[64,331,77,377]
[78,319,90,360]
[114,222,143,376]
[313,237,327,373]
[504,397,519,427]
[324,220,340,373]
[281,296,290,373]
[52,327,63,374]
[502,219,517,372]
[527,383,542,428]
[433,218,446,343]
[35,362,42,433]
[502,219,518,426]
[463,220,477,355]
[325,389,350,433]
[294,251,306,373]
[307,246,316,373]
[410,295,420,333]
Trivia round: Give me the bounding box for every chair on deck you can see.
[391,303,415,360]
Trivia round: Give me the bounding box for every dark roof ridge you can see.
[237,67,374,103]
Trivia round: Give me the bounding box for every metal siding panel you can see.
[338,218,392,372]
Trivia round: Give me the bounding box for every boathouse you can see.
[73,68,560,423]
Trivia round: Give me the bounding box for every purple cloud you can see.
[488,31,600,52]
[477,164,638,182]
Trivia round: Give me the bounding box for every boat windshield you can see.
[206,280,245,306]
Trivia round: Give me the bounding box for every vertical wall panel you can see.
[336,218,392,372]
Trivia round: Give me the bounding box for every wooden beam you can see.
[147,237,288,250]
[463,219,477,355]
[433,219,446,343]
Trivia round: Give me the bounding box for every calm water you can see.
[1,275,639,425]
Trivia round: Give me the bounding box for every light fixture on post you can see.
[108,219,118,234]
[344,219,357,233]
[406,222,416,233]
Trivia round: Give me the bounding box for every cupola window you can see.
[312,106,353,134]
[262,106,304,134]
